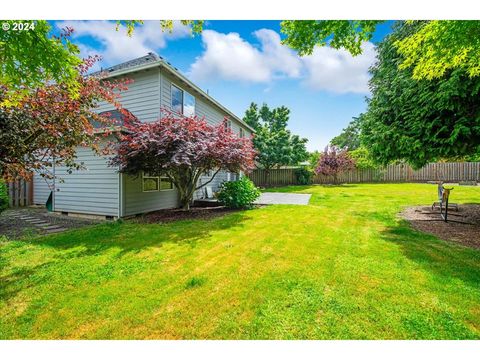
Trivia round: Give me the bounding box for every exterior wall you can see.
[160,69,252,200]
[123,175,179,216]
[96,69,161,123]
[53,144,120,217]
[34,65,253,216]
[194,171,229,200]
[33,172,52,205]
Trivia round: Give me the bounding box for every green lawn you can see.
[1,183,480,339]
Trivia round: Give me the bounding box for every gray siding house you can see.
[33,53,254,218]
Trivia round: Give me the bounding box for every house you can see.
[32,53,254,219]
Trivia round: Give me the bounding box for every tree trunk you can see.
[265,168,271,188]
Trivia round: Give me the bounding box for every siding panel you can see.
[96,69,161,123]
[54,145,119,217]
[33,172,52,205]
[124,175,179,216]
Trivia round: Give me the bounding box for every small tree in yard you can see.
[315,146,356,184]
[111,114,256,210]
[243,103,308,186]
[0,56,131,181]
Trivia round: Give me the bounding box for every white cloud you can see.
[189,29,301,83]
[189,28,375,95]
[302,42,376,94]
[56,20,191,65]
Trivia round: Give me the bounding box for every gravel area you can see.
[400,204,480,249]
[0,207,100,239]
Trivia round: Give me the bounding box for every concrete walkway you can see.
[255,192,311,205]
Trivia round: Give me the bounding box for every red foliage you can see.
[111,111,256,209]
[315,145,356,183]
[0,56,132,181]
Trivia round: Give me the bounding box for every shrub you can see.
[0,180,9,214]
[294,167,313,185]
[217,176,260,209]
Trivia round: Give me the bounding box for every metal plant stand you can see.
[431,182,457,222]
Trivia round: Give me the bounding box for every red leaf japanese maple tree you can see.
[315,145,356,184]
[111,113,256,210]
[0,56,132,181]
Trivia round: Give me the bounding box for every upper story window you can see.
[239,128,245,138]
[224,120,232,131]
[171,84,195,117]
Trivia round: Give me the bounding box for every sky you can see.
[51,20,394,151]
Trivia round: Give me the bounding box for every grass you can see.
[1,183,480,339]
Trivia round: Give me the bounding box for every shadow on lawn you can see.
[22,211,252,258]
[381,221,480,289]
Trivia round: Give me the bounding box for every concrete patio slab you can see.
[255,192,311,205]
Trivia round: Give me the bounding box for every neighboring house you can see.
[33,53,254,219]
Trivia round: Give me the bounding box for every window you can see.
[171,84,195,117]
[224,120,232,131]
[143,174,159,192]
[171,85,183,114]
[183,92,195,117]
[143,173,174,192]
[160,176,174,190]
[239,128,245,138]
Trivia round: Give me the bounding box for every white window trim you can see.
[171,84,184,116]
[142,172,175,192]
[171,83,195,117]
[142,173,159,192]
[159,176,175,191]
[239,128,245,138]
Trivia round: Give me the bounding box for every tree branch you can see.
[195,168,221,190]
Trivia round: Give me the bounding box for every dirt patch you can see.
[140,206,250,224]
[400,204,480,249]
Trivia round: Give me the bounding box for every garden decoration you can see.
[431,182,458,222]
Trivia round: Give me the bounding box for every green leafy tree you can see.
[280,20,480,80]
[0,21,82,102]
[360,21,480,169]
[119,20,204,36]
[0,179,8,214]
[395,21,480,79]
[349,146,377,170]
[330,116,362,150]
[281,20,382,56]
[243,103,308,185]
[308,150,321,170]
[0,20,203,104]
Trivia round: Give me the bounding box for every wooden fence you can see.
[6,178,33,207]
[248,162,480,187]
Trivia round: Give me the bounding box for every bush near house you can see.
[0,180,8,214]
[217,177,260,209]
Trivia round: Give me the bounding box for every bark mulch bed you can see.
[140,206,252,224]
[400,204,480,249]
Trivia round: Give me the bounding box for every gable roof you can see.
[93,53,255,133]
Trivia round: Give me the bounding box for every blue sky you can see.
[52,20,394,151]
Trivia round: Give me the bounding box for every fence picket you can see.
[248,162,480,187]
[6,177,33,208]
